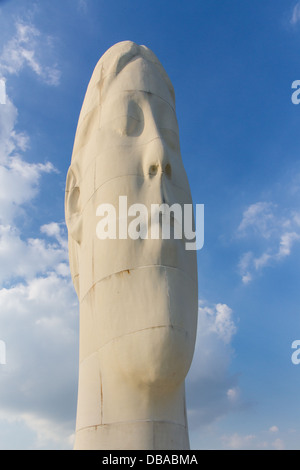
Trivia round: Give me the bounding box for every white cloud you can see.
[237,202,277,239]
[0,224,69,284]
[253,252,271,270]
[293,211,300,226]
[0,96,24,164]
[16,412,74,449]
[238,252,253,284]
[220,427,289,450]
[0,158,55,224]
[0,78,5,104]
[0,19,75,449]
[269,425,279,433]
[0,119,73,448]
[78,0,88,13]
[0,272,78,449]
[212,303,237,344]
[189,301,237,382]
[227,387,240,403]
[40,222,68,251]
[0,73,57,225]
[242,273,252,284]
[221,432,256,450]
[237,202,300,283]
[0,219,77,449]
[291,2,300,25]
[187,300,241,429]
[278,232,300,258]
[0,21,61,85]
[272,438,285,450]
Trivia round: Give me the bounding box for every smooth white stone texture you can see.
[65,41,198,450]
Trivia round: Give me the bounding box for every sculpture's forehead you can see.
[102,57,175,111]
[71,57,178,181]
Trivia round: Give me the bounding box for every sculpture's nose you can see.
[149,159,172,179]
[148,134,171,175]
[144,135,172,204]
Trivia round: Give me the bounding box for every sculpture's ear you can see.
[65,165,83,244]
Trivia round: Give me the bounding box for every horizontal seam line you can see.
[76,420,187,433]
[79,264,197,302]
[79,324,189,365]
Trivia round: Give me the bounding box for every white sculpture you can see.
[65,41,198,450]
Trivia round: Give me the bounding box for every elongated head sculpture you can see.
[65,41,198,450]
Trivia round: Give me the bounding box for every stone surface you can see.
[65,41,198,450]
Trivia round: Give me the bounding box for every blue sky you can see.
[0,0,300,450]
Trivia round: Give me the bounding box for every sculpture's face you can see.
[70,57,198,389]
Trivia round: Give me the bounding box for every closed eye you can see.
[125,114,144,136]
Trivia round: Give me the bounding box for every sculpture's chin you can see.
[112,325,195,392]
[90,265,198,392]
